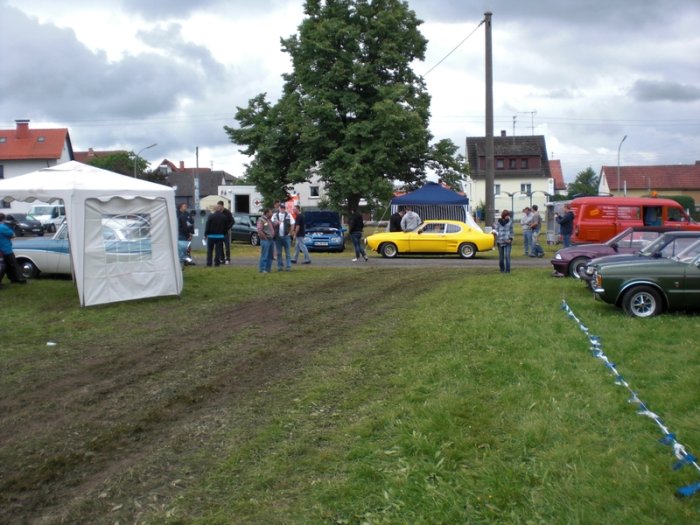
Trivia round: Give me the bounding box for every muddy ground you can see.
[0,268,474,524]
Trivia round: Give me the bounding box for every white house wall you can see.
[472,178,554,221]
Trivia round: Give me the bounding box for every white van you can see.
[28,203,66,233]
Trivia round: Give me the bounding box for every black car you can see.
[4,213,44,236]
[231,212,261,245]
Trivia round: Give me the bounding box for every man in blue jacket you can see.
[204,203,228,267]
[0,213,27,284]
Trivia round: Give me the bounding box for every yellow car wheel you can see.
[380,242,398,258]
[459,243,477,259]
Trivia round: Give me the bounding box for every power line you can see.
[422,19,485,77]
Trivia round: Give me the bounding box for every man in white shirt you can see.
[272,202,296,271]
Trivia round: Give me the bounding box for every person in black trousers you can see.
[204,203,228,267]
[218,200,234,264]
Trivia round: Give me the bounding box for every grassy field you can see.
[1,249,699,524]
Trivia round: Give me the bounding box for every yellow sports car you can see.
[365,220,495,259]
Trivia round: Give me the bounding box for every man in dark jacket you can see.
[204,203,228,267]
[348,208,368,262]
[555,204,575,247]
[218,200,234,264]
[389,208,405,232]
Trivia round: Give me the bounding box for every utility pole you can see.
[484,12,495,226]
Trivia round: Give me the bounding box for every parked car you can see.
[302,211,345,252]
[231,213,261,246]
[13,222,71,278]
[365,219,495,259]
[3,213,44,236]
[582,231,700,287]
[551,227,668,279]
[592,239,700,318]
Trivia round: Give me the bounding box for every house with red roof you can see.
[549,159,567,196]
[0,119,74,210]
[599,163,700,204]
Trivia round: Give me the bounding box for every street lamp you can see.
[502,191,521,215]
[529,190,551,208]
[134,143,157,178]
[616,135,627,194]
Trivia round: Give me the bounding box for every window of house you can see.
[521,183,531,194]
[310,186,320,198]
[521,158,528,169]
[494,184,501,195]
[496,158,504,169]
[509,158,517,169]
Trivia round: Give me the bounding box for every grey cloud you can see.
[629,79,700,102]
[0,4,215,122]
[137,23,227,79]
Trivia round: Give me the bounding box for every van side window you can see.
[667,207,687,222]
[617,206,640,220]
[643,206,662,226]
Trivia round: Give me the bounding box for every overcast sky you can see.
[1,0,699,183]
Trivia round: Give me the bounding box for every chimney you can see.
[179,161,185,170]
[500,130,507,137]
[15,119,30,139]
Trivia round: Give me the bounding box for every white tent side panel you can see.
[80,197,182,307]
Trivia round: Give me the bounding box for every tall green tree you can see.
[225,0,433,211]
[567,166,599,198]
[426,139,469,191]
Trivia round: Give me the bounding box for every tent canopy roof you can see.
[391,182,468,206]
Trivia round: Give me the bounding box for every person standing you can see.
[204,202,228,267]
[348,208,368,262]
[493,209,514,273]
[400,206,421,232]
[529,204,542,256]
[272,202,295,271]
[389,208,405,232]
[520,207,533,256]
[555,203,575,248]
[0,213,27,284]
[176,203,193,265]
[256,208,275,273]
[291,205,311,264]
[218,200,234,265]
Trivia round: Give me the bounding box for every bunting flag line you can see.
[561,300,700,498]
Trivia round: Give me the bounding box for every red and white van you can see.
[569,196,700,244]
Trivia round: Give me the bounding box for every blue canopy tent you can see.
[390,182,480,229]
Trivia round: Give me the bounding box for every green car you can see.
[593,239,700,318]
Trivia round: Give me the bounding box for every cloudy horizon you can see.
[1,0,699,183]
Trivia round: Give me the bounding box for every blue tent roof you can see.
[391,182,468,206]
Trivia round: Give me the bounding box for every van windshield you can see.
[30,206,56,215]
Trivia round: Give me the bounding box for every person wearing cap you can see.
[272,202,295,271]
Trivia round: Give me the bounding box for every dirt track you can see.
[0,268,471,524]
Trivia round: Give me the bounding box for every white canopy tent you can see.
[0,161,183,306]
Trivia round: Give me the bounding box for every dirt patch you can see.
[0,268,462,524]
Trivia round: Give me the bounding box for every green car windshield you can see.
[672,239,700,263]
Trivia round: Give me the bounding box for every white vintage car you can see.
[13,222,71,278]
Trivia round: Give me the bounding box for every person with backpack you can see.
[272,202,295,271]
